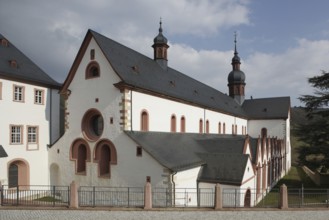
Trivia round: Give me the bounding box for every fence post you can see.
[214,183,222,210]
[69,181,79,209]
[144,182,152,210]
[280,184,288,209]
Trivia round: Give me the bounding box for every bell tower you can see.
[152,19,169,69]
[227,32,246,105]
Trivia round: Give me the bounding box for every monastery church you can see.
[0,22,291,206]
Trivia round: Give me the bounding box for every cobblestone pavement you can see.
[1,209,329,220]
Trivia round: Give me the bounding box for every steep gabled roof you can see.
[0,34,61,88]
[89,30,247,117]
[242,97,290,119]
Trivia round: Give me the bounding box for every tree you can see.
[297,71,329,169]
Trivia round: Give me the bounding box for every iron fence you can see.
[78,186,144,207]
[222,188,280,208]
[288,188,329,207]
[0,185,69,207]
[152,188,214,207]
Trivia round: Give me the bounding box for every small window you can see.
[34,89,44,104]
[206,120,210,133]
[223,123,226,134]
[171,114,176,132]
[180,116,185,133]
[10,125,23,144]
[90,49,95,60]
[218,122,221,134]
[27,126,38,144]
[141,110,149,131]
[85,62,100,79]
[146,176,151,183]
[261,128,267,138]
[13,85,24,102]
[136,146,142,157]
[199,119,203,133]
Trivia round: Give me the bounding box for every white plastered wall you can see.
[0,78,60,185]
[48,38,169,188]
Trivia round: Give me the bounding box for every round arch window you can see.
[82,109,104,141]
[85,62,100,78]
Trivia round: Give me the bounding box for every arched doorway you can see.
[244,189,251,207]
[8,159,29,188]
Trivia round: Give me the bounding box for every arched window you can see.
[218,122,221,134]
[94,139,117,178]
[180,116,185,133]
[199,119,203,133]
[141,110,149,131]
[206,120,210,133]
[171,114,176,132]
[235,125,238,135]
[70,139,91,174]
[85,61,100,79]
[261,128,267,138]
[223,123,226,134]
[232,124,235,135]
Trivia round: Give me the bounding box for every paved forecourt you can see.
[1,209,329,220]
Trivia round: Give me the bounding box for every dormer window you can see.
[85,61,100,79]
[10,60,17,69]
[1,39,8,47]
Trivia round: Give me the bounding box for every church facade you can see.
[0,23,291,207]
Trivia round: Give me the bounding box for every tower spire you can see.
[152,18,169,69]
[227,31,246,105]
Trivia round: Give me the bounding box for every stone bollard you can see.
[280,184,288,209]
[144,182,152,210]
[70,181,79,209]
[214,183,223,210]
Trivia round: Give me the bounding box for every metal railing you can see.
[78,186,144,207]
[1,185,70,207]
[288,188,329,207]
[152,188,214,208]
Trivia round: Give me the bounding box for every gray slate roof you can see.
[90,30,290,119]
[242,97,290,119]
[90,30,247,117]
[0,145,8,158]
[197,153,249,185]
[0,34,61,88]
[125,131,250,184]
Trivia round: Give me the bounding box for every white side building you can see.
[0,34,61,187]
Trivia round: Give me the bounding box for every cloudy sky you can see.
[1,0,329,106]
